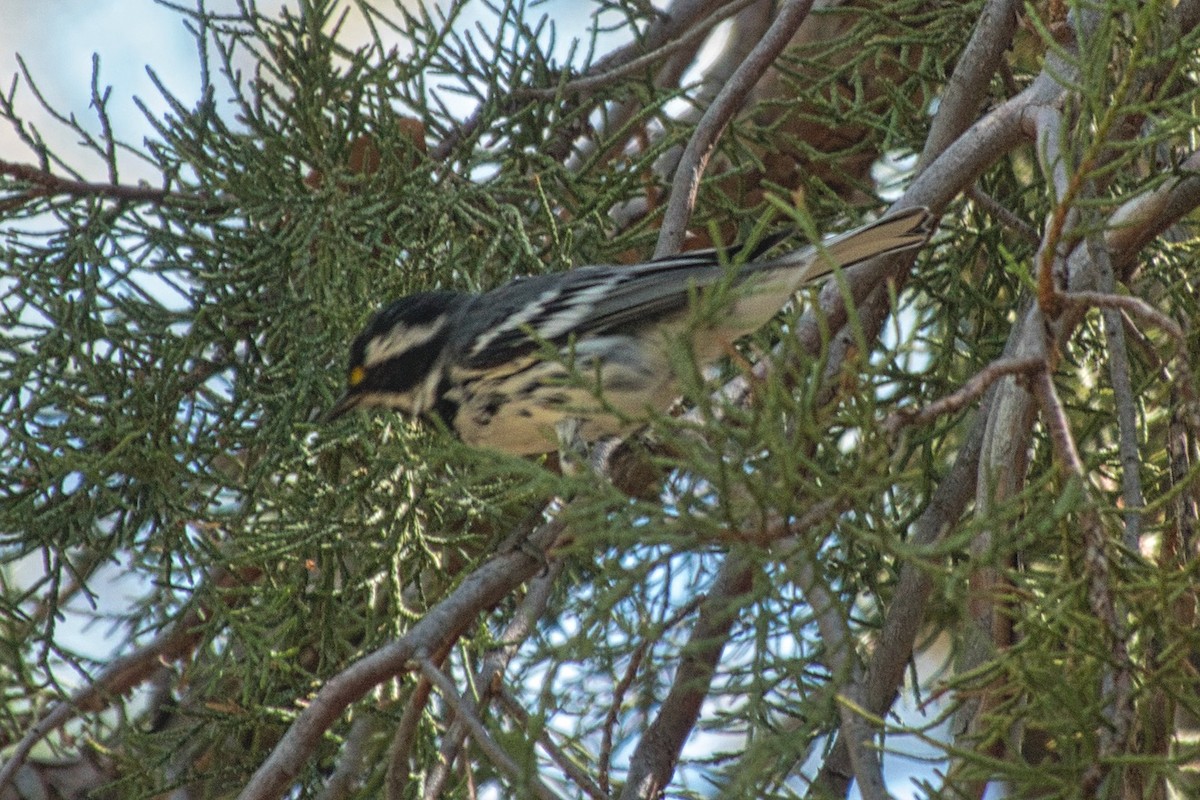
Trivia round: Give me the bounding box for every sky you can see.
[0,0,630,180]
[1,1,223,181]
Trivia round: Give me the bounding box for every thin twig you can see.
[654,0,816,258]
[966,185,1041,245]
[417,657,561,800]
[1086,228,1146,549]
[0,566,263,785]
[422,561,565,799]
[0,157,202,205]
[385,676,434,800]
[431,0,739,162]
[599,596,703,794]
[495,688,607,800]
[25,547,107,629]
[618,555,753,800]
[791,554,886,800]
[1029,368,1134,792]
[235,518,565,800]
[739,494,849,547]
[885,357,1046,434]
[1065,287,1198,433]
[599,633,649,795]
[1166,391,1199,558]
[1031,367,1087,482]
[513,0,757,101]
[1063,291,1187,347]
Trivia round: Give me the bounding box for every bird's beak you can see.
[324,392,360,422]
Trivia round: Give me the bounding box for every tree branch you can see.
[791,551,886,800]
[1029,369,1134,793]
[0,157,204,205]
[618,555,753,800]
[813,402,993,795]
[421,561,566,799]
[654,0,816,258]
[417,656,561,800]
[917,0,1021,171]
[430,0,741,162]
[885,357,1046,434]
[236,519,564,800]
[514,0,757,101]
[496,687,608,800]
[0,565,264,786]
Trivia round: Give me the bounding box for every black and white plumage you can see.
[327,207,933,454]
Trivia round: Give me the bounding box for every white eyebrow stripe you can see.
[365,316,447,366]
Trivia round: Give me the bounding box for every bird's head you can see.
[326,291,466,421]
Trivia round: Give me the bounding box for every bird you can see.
[327,207,933,455]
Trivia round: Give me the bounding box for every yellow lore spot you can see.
[348,366,366,387]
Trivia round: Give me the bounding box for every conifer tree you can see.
[2,1,1200,798]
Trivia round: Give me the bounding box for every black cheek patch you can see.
[368,337,445,393]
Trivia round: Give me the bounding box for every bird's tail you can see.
[758,206,934,285]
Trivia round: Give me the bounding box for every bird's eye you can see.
[348,366,366,387]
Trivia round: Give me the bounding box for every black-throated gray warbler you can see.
[328,207,932,454]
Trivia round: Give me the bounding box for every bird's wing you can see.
[458,208,932,369]
[458,250,745,369]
